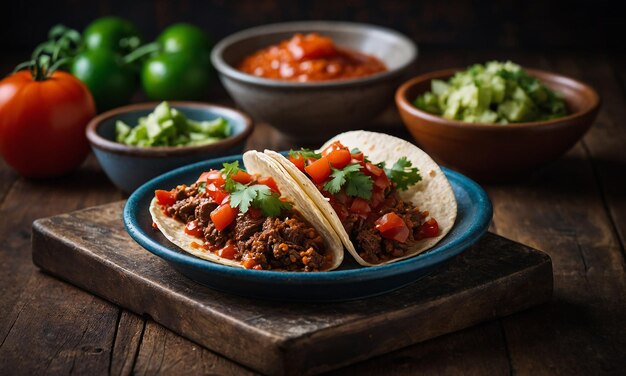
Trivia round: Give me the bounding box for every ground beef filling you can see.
[164,183,328,271]
[342,190,428,264]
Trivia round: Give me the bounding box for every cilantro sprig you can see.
[289,148,322,159]
[381,157,422,190]
[323,164,373,199]
[220,161,292,216]
[229,183,292,217]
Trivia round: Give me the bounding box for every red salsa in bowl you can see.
[238,33,387,82]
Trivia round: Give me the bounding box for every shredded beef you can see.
[195,199,217,225]
[161,181,327,271]
[348,190,428,264]
[233,212,265,242]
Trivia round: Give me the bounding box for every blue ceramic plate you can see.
[124,153,492,302]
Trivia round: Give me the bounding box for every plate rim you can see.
[123,153,492,283]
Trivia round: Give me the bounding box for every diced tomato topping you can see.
[210,202,238,231]
[365,162,384,177]
[326,149,351,169]
[242,258,257,269]
[206,183,228,204]
[257,176,279,193]
[321,141,347,157]
[351,151,364,162]
[417,218,439,239]
[230,170,253,184]
[218,243,237,260]
[375,212,409,242]
[155,189,176,206]
[373,173,390,190]
[184,220,204,238]
[152,222,159,230]
[305,156,331,184]
[197,169,225,187]
[289,153,306,171]
[350,198,371,216]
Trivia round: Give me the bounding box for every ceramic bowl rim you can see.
[395,67,601,130]
[86,101,254,158]
[211,20,418,89]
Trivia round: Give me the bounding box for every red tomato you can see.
[210,202,238,231]
[365,162,384,177]
[155,189,176,206]
[288,153,305,171]
[417,218,439,239]
[375,212,409,242]
[197,169,225,187]
[257,176,279,193]
[373,173,390,190]
[205,183,228,204]
[351,151,364,162]
[0,70,96,177]
[305,156,331,184]
[326,149,351,169]
[184,220,204,238]
[321,141,347,157]
[350,198,371,216]
[230,170,253,184]
[217,243,237,259]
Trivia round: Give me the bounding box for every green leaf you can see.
[221,161,245,179]
[385,157,422,190]
[345,171,373,199]
[198,181,207,193]
[229,183,292,216]
[289,148,321,159]
[323,164,372,199]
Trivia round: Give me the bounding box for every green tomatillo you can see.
[83,16,142,54]
[70,49,136,111]
[128,23,214,101]
[141,52,212,101]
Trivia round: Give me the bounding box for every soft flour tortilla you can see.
[150,150,344,270]
[265,131,458,266]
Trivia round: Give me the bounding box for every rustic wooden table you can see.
[0,51,625,375]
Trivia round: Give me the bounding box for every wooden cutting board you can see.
[31,201,552,376]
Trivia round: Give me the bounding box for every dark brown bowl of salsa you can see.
[211,21,417,141]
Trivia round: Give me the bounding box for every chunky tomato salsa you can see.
[288,142,439,264]
[238,33,387,82]
[153,162,331,271]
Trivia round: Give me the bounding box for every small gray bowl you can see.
[211,21,417,141]
[86,102,254,193]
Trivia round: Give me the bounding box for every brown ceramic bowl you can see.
[395,68,600,180]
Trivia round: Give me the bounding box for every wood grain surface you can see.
[0,51,625,375]
[31,202,552,375]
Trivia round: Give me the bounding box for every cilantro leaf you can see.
[324,164,361,194]
[229,183,260,213]
[323,164,372,199]
[385,157,422,190]
[229,183,292,216]
[197,181,207,193]
[221,161,244,178]
[289,148,322,159]
[345,171,373,199]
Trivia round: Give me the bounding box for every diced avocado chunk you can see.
[114,101,232,147]
[413,61,568,124]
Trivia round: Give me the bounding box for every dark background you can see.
[0,0,619,59]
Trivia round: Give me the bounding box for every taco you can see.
[265,131,457,266]
[150,150,344,271]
